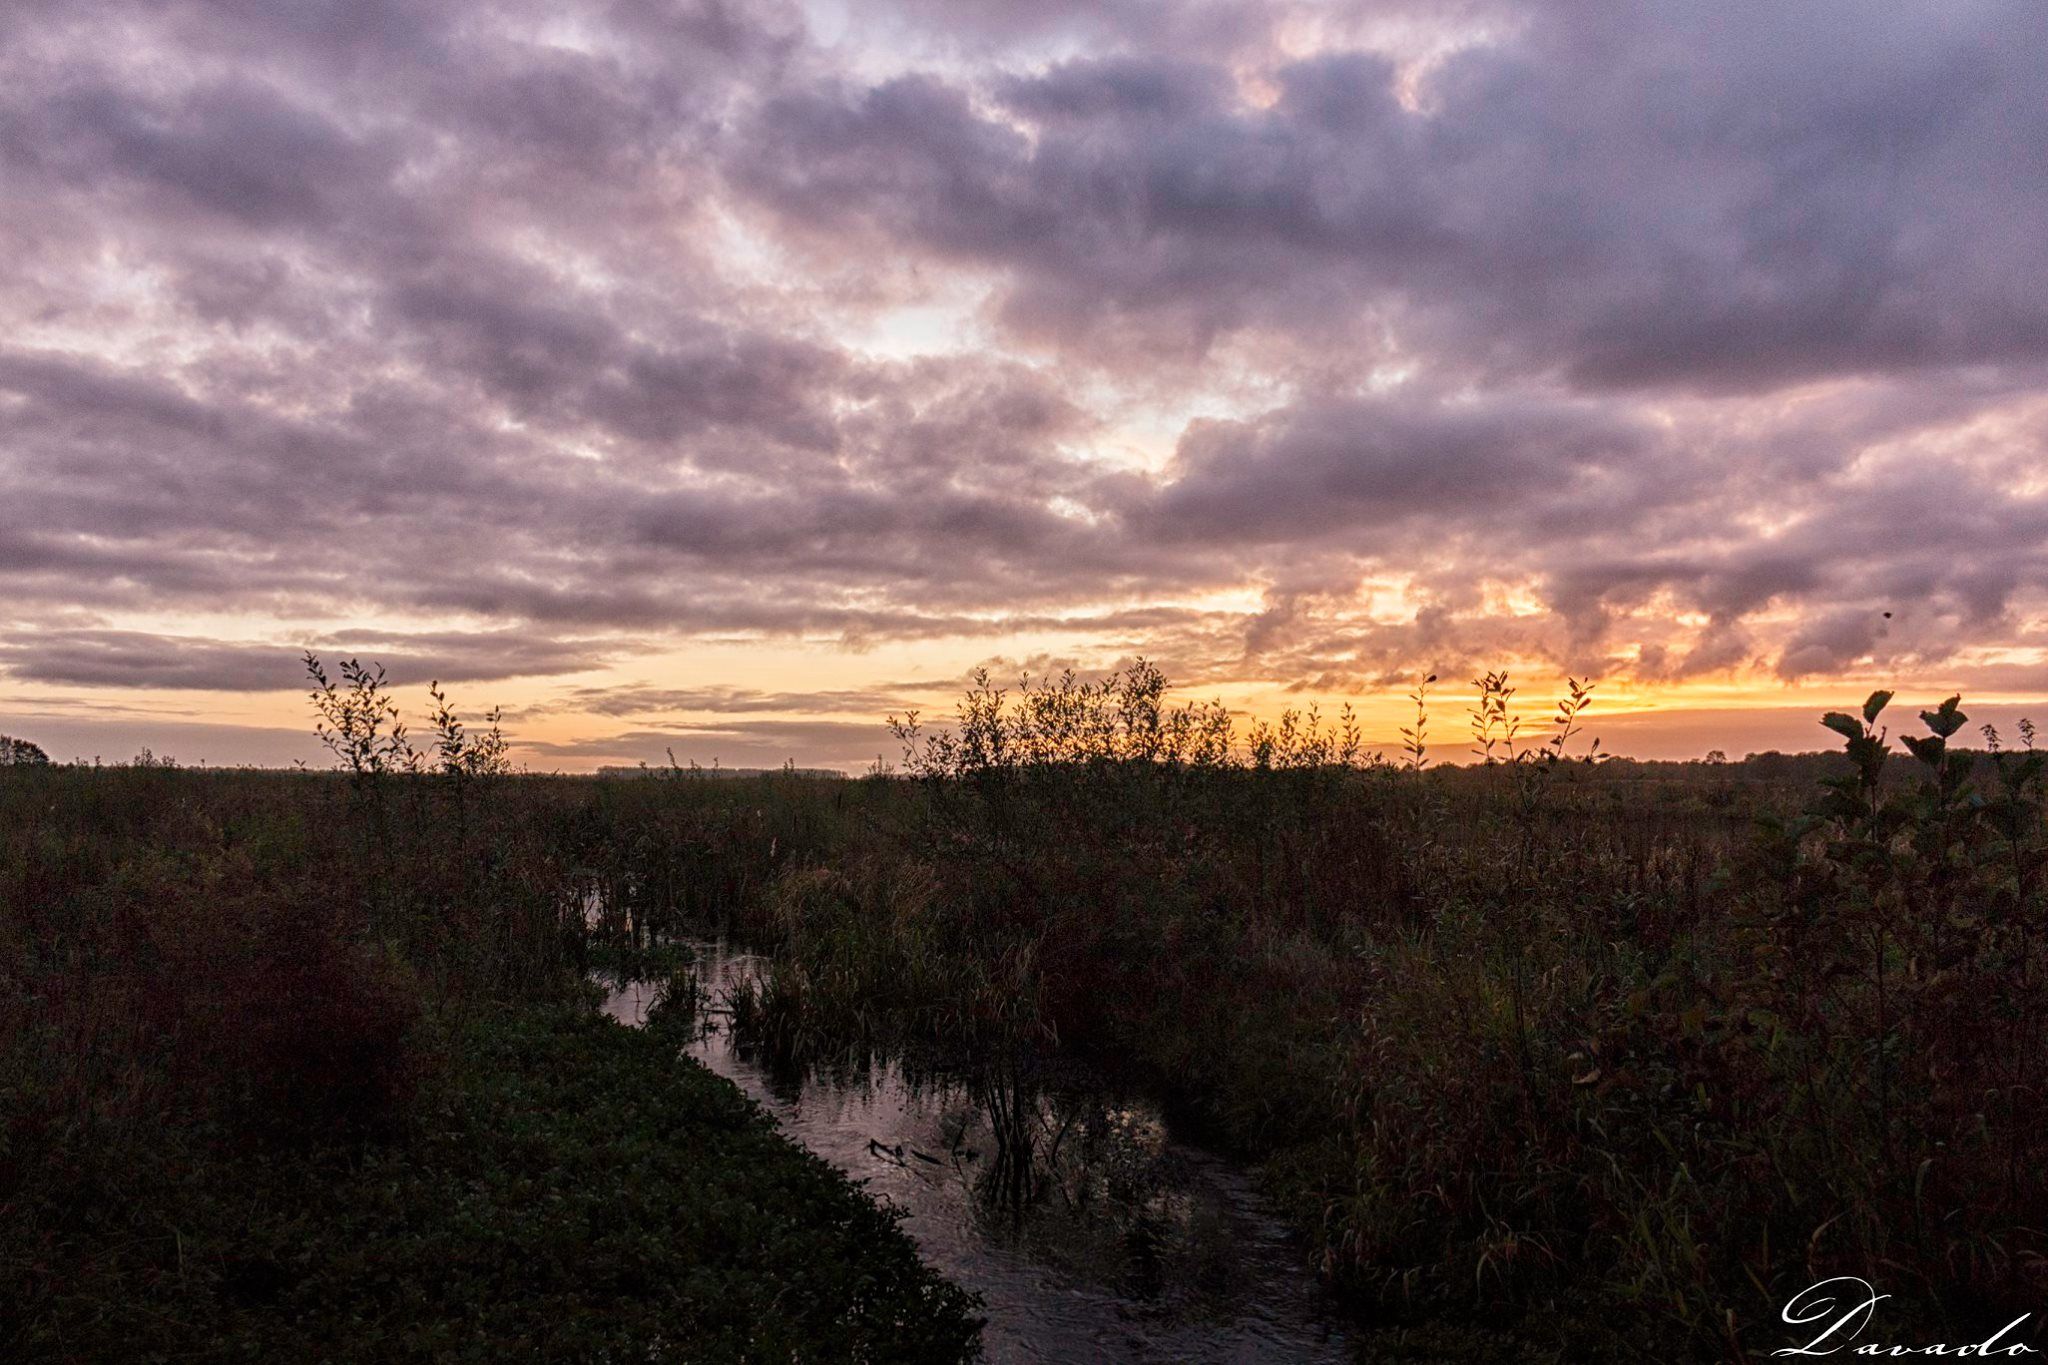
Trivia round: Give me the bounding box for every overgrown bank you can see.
[5,1004,978,1362]
[0,734,980,1361]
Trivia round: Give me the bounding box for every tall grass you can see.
[0,664,973,1357]
[7,654,2040,1358]
[707,668,2048,1358]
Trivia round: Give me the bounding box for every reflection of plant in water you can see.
[719,935,1190,1224]
[643,958,704,1035]
[965,1083,1260,1308]
[972,1064,1044,1213]
[1049,1106,1170,1210]
[681,941,1321,1338]
[943,1072,1233,1285]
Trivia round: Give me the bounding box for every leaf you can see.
[1921,695,1967,739]
[1821,713,1863,743]
[1902,734,1945,767]
[1863,690,1894,723]
[1847,735,1889,778]
[1818,790,1863,821]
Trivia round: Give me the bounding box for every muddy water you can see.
[602,939,1351,1363]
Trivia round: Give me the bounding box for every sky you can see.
[3,0,2046,770]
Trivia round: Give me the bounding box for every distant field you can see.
[597,763,850,779]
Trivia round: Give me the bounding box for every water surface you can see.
[602,939,1351,1363]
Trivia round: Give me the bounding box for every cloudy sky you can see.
[3,0,2046,769]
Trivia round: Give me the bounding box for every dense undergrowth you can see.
[0,663,979,1361]
[718,668,2048,1360]
[5,1005,977,1362]
[6,658,2045,1360]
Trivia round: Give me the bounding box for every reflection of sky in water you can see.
[602,942,1350,1363]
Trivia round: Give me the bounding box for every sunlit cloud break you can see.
[2,0,2045,767]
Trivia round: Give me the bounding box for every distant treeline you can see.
[598,763,848,780]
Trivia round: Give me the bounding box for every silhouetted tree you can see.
[0,734,49,766]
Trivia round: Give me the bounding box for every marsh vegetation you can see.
[4,658,2044,1360]
[707,668,2048,1358]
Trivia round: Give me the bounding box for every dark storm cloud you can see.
[1,0,2045,733]
[24,78,400,231]
[735,2,2048,387]
[1141,392,1651,544]
[0,334,1151,634]
[0,629,616,692]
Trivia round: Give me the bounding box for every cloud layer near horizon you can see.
[3,0,2046,763]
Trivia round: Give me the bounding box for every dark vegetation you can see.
[715,667,2048,1359]
[0,658,978,1362]
[1,734,50,766]
[5,655,2045,1360]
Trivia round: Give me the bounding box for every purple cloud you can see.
[1,0,2045,762]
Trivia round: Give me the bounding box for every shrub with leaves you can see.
[1733,691,2048,1318]
[306,653,418,782]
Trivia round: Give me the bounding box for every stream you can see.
[601,938,1352,1363]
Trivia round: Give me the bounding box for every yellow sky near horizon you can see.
[7,632,2044,772]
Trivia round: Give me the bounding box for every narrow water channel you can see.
[602,939,1352,1363]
